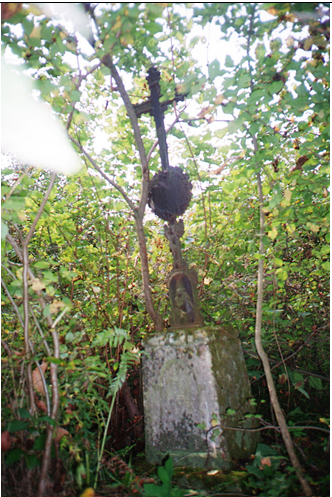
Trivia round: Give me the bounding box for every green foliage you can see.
[143,457,185,497]
[245,444,298,497]
[1,2,329,496]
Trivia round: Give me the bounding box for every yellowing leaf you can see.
[307,59,317,67]
[284,189,292,202]
[204,277,213,285]
[80,488,95,497]
[211,419,219,427]
[303,37,313,51]
[286,223,296,234]
[276,269,288,281]
[32,361,47,396]
[112,18,122,31]
[30,278,46,292]
[306,222,320,233]
[286,36,294,47]
[30,26,41,39]
[215,94,225,105]
[267,227,278,240]
[197,106,213,119]
[285,13,296,22]
[267,7,278,16]
[26,4,43,16]
[49,300,65,314]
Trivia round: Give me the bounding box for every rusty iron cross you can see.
[133,67,186,173]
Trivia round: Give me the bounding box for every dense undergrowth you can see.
[1,2,330,496]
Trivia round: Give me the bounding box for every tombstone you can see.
[143,326,259,469]
[135,67,259,468]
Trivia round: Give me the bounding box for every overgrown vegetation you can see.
[1,3,329,497]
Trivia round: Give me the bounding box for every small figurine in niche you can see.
[174,286,195,324]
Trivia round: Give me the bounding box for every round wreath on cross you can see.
[148,166,192,222]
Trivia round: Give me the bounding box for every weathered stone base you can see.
[142,326,259,469]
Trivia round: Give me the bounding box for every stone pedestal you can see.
[142,326,259,469]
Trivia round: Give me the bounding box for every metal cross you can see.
[133,67,186,173]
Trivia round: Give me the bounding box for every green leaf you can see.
[237,73,251,88]
[33,261,51,268]
[8,420,28,432]
[158,466,170,485]
[65,331,75,342]
[43,305,51,318]
[208,59,220,80]
[269,194,282,209]
[143,484,163,496]
[2,198,26,211]
[46,356,63,365]
[1,221,8,240]
[33,434,46,451]
[37,416,56,427]
[297,387,310,399]
[269,80,284,95]
[225,55,234,67]
[164,456,173,480]
[320,245,330,256]
[25,453,40,470]
[18,408,31,419]
[321,261,329,271]
[5,448,25,466]
[146,3,166,16]
[309,376,322,390]
[70,89,82,103]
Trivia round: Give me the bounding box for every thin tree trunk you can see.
[255,171,312,497]
[101,54,163,332]
[134,215,163,332]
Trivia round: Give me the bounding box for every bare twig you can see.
[1,278,24,328]
[206,422,330,435]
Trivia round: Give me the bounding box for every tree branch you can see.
[101,54,149,220]
[100,55,163,332]
[69,136,136,211]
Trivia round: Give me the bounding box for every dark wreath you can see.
[148,166,192,222]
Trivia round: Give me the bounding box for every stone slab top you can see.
[143,325,239,347]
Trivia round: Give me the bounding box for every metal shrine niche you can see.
[133,66,204,329]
